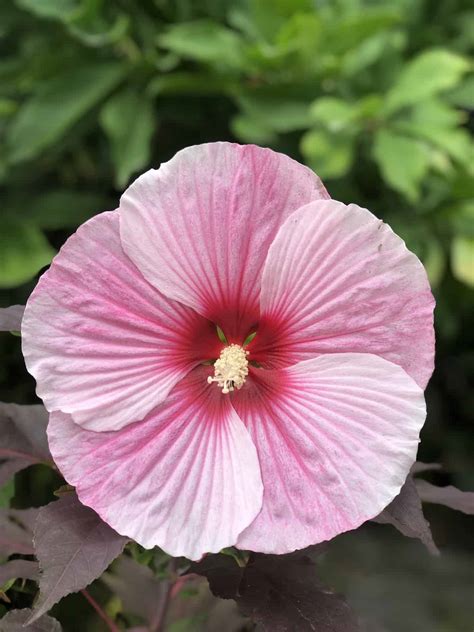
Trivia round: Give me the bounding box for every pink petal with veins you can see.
[22,212,220,431]
[119,142,329,342]
[234,354,426,553]
[48,368,263,560]
[250,199,435,388]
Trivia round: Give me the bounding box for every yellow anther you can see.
[207,344,249,394]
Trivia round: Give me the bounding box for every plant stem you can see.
[170,573,196,599]
[151,558,183,632]
[150,581,173,632]
[81,589,120,632]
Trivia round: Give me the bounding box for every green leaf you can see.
[405,99,461,129]
[385,49,470,114]
[0,480,14,508]
[149,72,235,96]
[68,14,130,48]
[17,0,130,47]
[309,98,355,132]
[325,9,401,56]
[451,236,474,287]
[301,129,355,179]
[429,129,471,167]
[15,0,78,19]
[129,542,155,566]
[0,221,55,288]
[231,114,276,144]
[423,237,446,288]
[449,201,474,237]
[394,99,472,167]
[356,94,385,119]
[101,89,156,188]
[310,95,383,133]
[246,0,313,42]
[157,20,245,70]
[17,190,105,229]
[237,95,311,132]
[275,13,322,61]
[6,63,126,164]
[446,75,474,109]
[342,30,403,76]
[373,129,430,201]
[0,98,17,117]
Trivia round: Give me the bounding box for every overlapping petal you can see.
[47,368,263,560]
[119,142,329,341]
[233,354,426,554]
[22,212,221,432]
[250,199,435,388]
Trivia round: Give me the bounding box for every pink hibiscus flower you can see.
[22,142,435,560]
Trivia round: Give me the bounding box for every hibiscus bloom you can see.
[22,143,434,560]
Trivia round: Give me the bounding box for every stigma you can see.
[207,344,249,394]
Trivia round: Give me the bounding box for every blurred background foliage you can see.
[0,0,473,629]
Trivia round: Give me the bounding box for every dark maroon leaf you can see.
[29,492,127,623]
[374,476,439,555]
[191,552,359,632]
[103,555,169,629]
[0,608,61,631]
[416,479,474,514]
[0,507,38,555]
[0,559,39,586]
[241,554,359,632]
[0,305,24,332]
[0,403,51,487]
[411,461,442,474]
[189,554,244,600]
